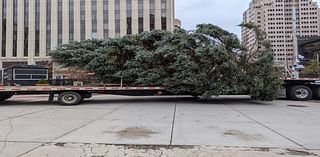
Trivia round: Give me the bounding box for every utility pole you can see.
[292,1,304,78]
[317,53,320,78]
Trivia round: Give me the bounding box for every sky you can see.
[175,0,320,37]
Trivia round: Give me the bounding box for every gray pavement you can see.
[0,95,319,157]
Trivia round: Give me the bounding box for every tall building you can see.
[0,0,175,69]
[242,0,320,66]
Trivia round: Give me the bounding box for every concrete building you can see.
[0,0,175,69]
[242,0,320,66]
[174,18,181,29]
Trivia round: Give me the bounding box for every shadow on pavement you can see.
[0,96,274,106]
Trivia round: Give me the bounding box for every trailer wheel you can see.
[0,93,14,102]
[289,86,313,101]
[58,92,82,105]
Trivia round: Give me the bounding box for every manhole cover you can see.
[287,105,308,108]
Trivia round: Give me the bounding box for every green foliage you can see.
[50,23,282,100]
[302,60,320,78]
[37,79,49,84]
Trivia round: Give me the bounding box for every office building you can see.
[0,0,175,69]
[242,0,320,66]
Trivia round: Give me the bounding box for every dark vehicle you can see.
[3,65,48,86]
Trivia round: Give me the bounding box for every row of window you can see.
[1,0,168,58]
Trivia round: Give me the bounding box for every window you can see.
[103,0,109,38]
[35,0,40,56]
[161,0,167,30]
[12,0,18,57]
[80,0,86,40]
[115,0,120,37]
[92,0,97,39]
[46,0,51,55]
[2,0,7,57]
[138,0,143,33]
[13,69,48,80]
[150,0,155,30]
[57,0,63,46]
[69,0,74,41]
[126,0,132,35]
[24,0,29,57]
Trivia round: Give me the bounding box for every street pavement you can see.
[0,95,319,157]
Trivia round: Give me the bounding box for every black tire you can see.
[0,93,14,102]
[289,86,313,101]
[313,87,320,100]
[58,92,82,105]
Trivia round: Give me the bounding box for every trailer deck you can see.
[0,86,168,105]
[1,78,320,105]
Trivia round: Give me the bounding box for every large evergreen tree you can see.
[50,23,281,100]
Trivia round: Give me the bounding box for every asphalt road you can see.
[0,95,319,157]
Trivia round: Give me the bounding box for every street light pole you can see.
[317,53,320,78]
[292,3,300,78]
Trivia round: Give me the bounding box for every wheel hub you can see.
[295,88,309,99]
[63,94,77,103]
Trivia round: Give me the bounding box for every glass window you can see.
[103,0,109,38]
[92,0,97,39]
[126,0,132,35]
[12,0,18,57]
[161,0,167,30]
[15,75,31,79]
[115,0,120,37]
[35,0,40,56]
[150,0,155,31]
[24,0,29,57]
[69,0,74,41]
[80,0,86,40]
[2,0,7,57]
[31,75,47,79]
[57,0,63,46]
[15,69,48,74]
[46,0,51,55]
[138,0,143,33]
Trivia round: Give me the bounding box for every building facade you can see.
[0,0,175,69]
[242,0,320,66]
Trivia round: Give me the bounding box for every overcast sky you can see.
[175,0,320,37]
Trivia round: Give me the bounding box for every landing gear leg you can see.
[48,93,55,102]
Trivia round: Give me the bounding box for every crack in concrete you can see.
[226,105,308,150]
[169,97,178,145]
[17,104,128,157]
[0,108,56,123]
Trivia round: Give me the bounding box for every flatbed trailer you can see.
[0,86,169,105]
[1,78,320,105]
[282,78,320,101]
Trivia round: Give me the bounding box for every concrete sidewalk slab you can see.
[0,118,89,142]
[54,120,173,145]
[102,103,175,122]
[230,105,320,125]
[22,108,114,120]
[172,121,301,148]
[0,106,52,121]
[175,104,253,123]
[55,103,175,145]
[0,142,41,157]
[261,123,320,150]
